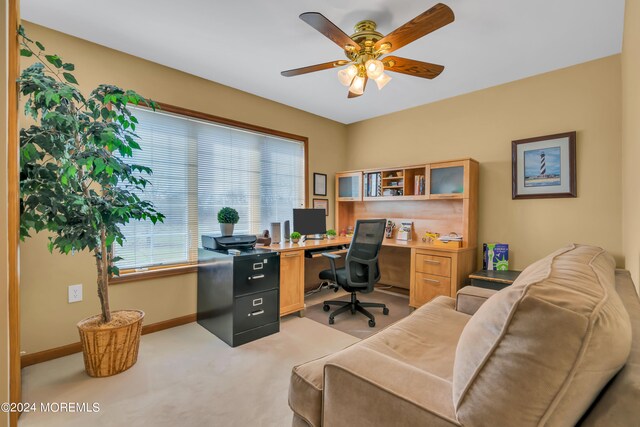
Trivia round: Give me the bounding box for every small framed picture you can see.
[313,199,329,216]
[512,131,577,199]
[313,173,327,196]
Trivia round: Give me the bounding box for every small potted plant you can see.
[326,229,337,240]
[290,232,301,244]
[217,207,239,236]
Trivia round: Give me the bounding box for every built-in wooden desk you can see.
[265,236,476,316]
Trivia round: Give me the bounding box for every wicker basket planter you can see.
[77,310,145,377]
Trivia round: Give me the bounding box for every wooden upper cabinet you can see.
[428,159,477,200]
[336,172,363,201]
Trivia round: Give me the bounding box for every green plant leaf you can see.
[62,72,78,85]
[62,63,74,71]
[35,41,45,51]
[20,49,33,57]
[45,54,63,68]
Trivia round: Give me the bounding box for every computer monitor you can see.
[293,209,326,239]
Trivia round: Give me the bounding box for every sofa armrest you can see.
[322,346,459,426]
[455,286,497,315]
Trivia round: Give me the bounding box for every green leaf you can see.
[62,72,78,85]
[35,41,45,51]
[45,54,63,68]
[62,63,74,71]
[20,49,33,57]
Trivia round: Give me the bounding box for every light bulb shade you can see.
[349,75,366,95]
[337,65,358,86]
[374,73,392,90]
[365,59,384,79]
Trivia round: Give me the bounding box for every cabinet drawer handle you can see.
[248,310,264,317]
[423,278,440,284]
[253,263,263,270]
[424,260,441,264]
[249,274,264,280]
[252,298,263,306]
[284,253,299,257]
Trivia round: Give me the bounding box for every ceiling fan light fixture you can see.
[349,75,366,95]
[374,73,392,90]
[365,59,384,79]
[337,64,358,86]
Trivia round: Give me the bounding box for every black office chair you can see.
[319,219,389,327]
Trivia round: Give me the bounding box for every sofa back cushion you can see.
[579,270,640,426]
[452,245,632,426]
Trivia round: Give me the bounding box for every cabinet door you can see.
[336,172,362,201]
[429,160,467,199]
[279,250,305,316]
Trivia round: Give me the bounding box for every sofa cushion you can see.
[359,296,471,380]
[580,270,640,426]
[289,296,470,426]
[453,244,632,427]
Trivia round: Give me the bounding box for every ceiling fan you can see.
[281,3,455,98]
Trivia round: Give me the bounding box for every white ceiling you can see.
[21,0,625,124]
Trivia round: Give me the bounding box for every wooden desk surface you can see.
[262,236,476,253]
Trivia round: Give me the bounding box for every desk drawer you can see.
[415,254,451,277]
[414,272,451,305]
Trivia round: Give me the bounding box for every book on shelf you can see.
[414,175,425,195]
[365,172,382,197]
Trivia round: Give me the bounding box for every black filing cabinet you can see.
[197,248,280,347]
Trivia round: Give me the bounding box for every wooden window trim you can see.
[109,263,199,285]
[111,101,310,282]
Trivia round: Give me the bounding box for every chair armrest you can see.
[455,286,498,315]
[321,252,340,284]
[322,347,459,426]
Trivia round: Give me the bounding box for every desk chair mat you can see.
[305,289,411,339]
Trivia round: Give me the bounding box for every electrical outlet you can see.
[68,284,83,303]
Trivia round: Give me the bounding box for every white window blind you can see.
[115,107,305,269]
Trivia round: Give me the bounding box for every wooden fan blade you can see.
[383,56,445,79]
[281,60,350,77]
[348,76,368,98]
[375,3,454,54]
[300,12,360,52]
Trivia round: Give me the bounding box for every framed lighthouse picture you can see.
[512,131,576,199]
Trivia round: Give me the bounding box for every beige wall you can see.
[346,55,623,270]
[622,0,640,289]
[1,1,11,425]
[19,22,348,354]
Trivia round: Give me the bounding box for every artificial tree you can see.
[18,27,164,324]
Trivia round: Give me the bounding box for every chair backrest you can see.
[344,219,386,292]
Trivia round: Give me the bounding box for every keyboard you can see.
[304,245,349,258]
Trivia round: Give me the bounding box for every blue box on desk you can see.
[483,243,509,271]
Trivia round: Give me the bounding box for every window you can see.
[115,105,306,270]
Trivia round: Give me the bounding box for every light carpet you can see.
[305,290,412,339]
[20,317,359,427]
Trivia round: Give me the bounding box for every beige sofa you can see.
[289,244,639,426]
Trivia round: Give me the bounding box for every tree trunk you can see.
[95,227,111,324]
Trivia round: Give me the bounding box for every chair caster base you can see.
[383,307,389,315]
[368,320,376,327]
[329,317,335,325]
[323,304,330,312]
